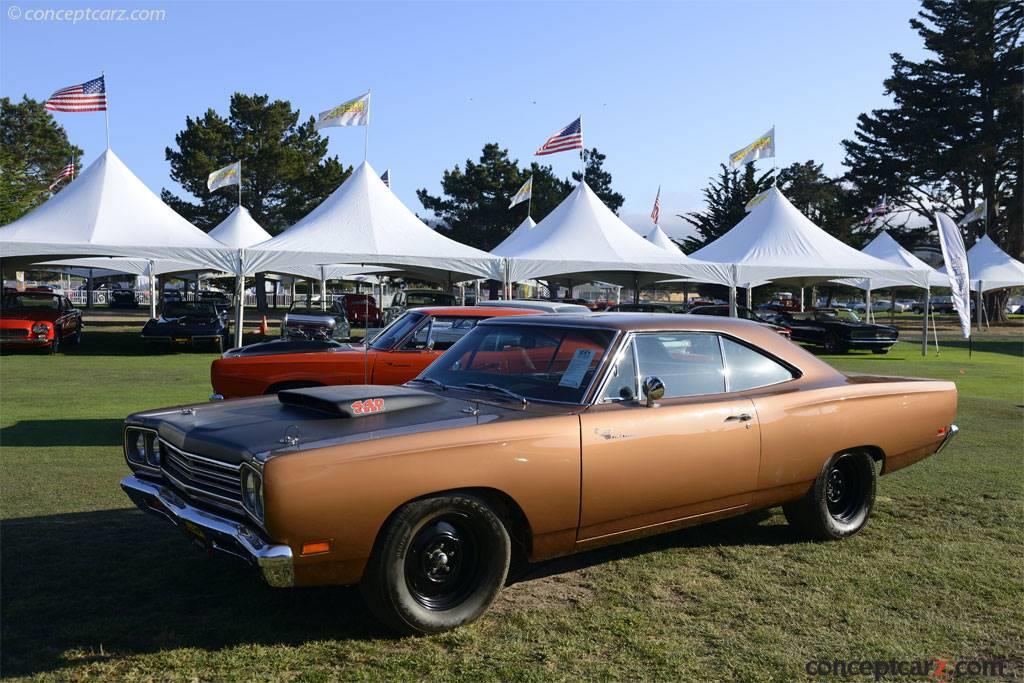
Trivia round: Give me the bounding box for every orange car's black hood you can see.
[125,385,576,465]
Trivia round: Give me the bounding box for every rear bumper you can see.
[935,424,960,454]
[120,475,293,587]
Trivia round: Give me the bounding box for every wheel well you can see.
[844,446,886,471]
[395,487,533,565]
[263,380,323,395]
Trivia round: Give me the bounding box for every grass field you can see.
[1,323,1022,681]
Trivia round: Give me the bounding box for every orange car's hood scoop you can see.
[277,385,444,418]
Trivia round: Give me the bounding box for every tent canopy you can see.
[491,216,537,257]
[246,161,501,282]
[501,181,728,287]
[208,206,273,249]
[688,187,930,288]
[939,233,1024,292]
[644,224,678,251]
[0,149,232,271]
[835,230,948,290]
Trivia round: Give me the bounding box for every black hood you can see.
[125,385,567,465]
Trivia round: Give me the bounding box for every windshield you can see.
[369,311,425,349]
[420,323,616,404]
[162,303,218,318]
[406,291,455,306]
[2,293,59,310]
[814,309,862,323]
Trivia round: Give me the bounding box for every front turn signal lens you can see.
[301,541,331,556]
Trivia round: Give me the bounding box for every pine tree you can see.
[842,0,1022,258]
[679,164,773,253]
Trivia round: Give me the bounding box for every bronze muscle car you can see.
[120,314,958,634]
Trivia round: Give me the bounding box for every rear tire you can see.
[872,348,890,355]
[784,451,876,541]
[823,333,846,354]
[72,326,82,345]
[361,494,510,635]
[49,328,61,354]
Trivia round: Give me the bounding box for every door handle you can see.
[725,413,752,422]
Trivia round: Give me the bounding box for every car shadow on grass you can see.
[0,507,799,677]
[0,419,125,447]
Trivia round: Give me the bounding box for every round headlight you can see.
[147,436,162,467]
[127,430,146,464]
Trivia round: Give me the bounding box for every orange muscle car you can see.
[0,291,83,352]
[122,313,959,634]
[209,306,537,398]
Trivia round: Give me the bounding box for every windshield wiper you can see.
[463,383,529,406]
[408,377,448,390]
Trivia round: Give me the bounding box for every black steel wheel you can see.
[361,494,510,635]
[823,333,846,354]
[784,451,876,541]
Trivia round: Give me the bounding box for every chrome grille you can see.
[0,329,29,338]
[159,439,242,510]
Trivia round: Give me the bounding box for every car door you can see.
[578,331,761,542]
[785,313,825,344]
[372,315,443,384]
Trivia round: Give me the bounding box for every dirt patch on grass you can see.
[495,568,596,613]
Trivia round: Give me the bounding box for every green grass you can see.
[2,327,1022,681]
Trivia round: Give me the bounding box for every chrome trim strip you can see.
[935,424,959,453]
[121,475,293,587]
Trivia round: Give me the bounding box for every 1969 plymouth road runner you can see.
[121,314,958,634]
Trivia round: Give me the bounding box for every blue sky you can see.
[1,0,926,239]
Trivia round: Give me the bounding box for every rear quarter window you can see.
[721,337,795,391]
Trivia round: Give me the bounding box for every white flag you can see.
[935,212,971,339]
[509,176,533,209]
[207,161,240,192]
[958,200,986,227]
[729,127,775,168]
[315,91,370,129]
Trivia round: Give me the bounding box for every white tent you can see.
[501,181,729,289]
[688,187,929,290]
[644,224,678,251]
[245,161,501,282]
[836,231,948,290]
[491,216,537,257]
[0,149,232,272]
[207,206,273,248]
[939,234,1024,292]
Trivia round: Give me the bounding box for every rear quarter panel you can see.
[211,351,375,397]
[748,377,958,507]
[261,414,582,586]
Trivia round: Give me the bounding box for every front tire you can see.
[783,451,876,541]
[872,347,890,355]
[823,333,846,354]
[49,328,61,354]
[361,494,511,635]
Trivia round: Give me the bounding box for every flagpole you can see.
[363,89,371,163]
[527,177,532,219]
[102,71,110,149]
[771,123,777,185]
[238,161,242,207]
[579,115,585,182]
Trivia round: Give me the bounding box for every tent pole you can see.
[148,260,156,320]
[87,269,94,310]
[799,287,804,313]
[233,249,245,349]
[633,274,640,305]
[746,285,752,310]
[921,288,929,356]
[729,284,737,317]
[865,284,872,324]
[320,266,327,312]
[931,302,940,354]
[976,282,982,332]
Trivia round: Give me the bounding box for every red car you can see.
[0,291,83,352]
[210,306,536,398]
[336,293,381,327]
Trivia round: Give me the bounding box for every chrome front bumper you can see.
[121,475,293,587]
[935,423,960,453]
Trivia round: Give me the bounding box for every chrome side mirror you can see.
[642,376,665,407]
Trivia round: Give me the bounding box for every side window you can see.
[601,339,638,402]
[721,337,794,391]
[402,317,434,350]
[634,332,725,398]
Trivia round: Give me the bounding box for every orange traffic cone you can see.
[258,315,269,335]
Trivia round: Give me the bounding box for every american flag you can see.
[45,76,107,112]
[862,195,888,223]
[380,169,391,189]
[535,117,583,156]
[651,186,661,224]
[49,162,75,190]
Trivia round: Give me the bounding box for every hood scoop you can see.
[278,385,444,418]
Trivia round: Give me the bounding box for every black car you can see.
[108,289,139,309]
[758,307,897,354]
[686,304,792,338]
[141,302,231,351]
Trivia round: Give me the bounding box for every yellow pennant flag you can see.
[729,127,775,168]
[207,161,240,192]
[509,176,533,209]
